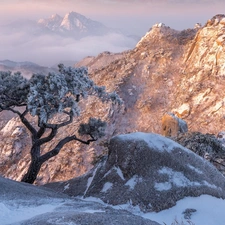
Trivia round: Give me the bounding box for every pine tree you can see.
[0,64,122,184]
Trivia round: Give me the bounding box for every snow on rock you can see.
[152,23,166,28]
[45,132,225,212]
[125,175,143,190]
[101,182,113,193]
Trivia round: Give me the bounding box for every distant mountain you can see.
[0,60,57,78]
[2,11,135,40]
[38,14,63,31]
[37,11,117,38]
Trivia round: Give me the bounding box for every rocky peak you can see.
[51,14,62,20]
[38,13,63,31]
[60,11,88,31]
[136,23,180,48]
[206,14,225,27]
[194,23,202,29]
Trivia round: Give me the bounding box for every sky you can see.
[1,0,225,34]
[0,0,225,66]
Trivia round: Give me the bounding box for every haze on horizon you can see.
[0,0,225,66]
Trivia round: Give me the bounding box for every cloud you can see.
[0,28,137,66]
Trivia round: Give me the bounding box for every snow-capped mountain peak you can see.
[60,11,88,31]
[36,11,111,37]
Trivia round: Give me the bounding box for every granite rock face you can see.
[45,133,225,212]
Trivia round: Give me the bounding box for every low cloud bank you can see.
[0,29,137,67]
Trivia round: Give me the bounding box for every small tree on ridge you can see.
[0,64,122,184]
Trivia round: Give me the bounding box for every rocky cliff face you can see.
[1,15,225,184]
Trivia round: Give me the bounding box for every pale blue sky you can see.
[1,0,225,35]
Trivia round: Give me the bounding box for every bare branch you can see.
[39,134,95,163]
[37,127,46,139]
[20,108,37,136]
[36,127,58,146]
[44,110,74,129]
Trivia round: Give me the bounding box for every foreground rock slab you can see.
[0,176,158,225]
[46,132,225,212]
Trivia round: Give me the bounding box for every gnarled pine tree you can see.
[0,64,122,184]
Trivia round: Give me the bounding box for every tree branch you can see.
[37,126,46,138]
[36,127,58,146]
[1,106,22,116]
[39,135,96,163]
[1,106,37,136]
[1,93,27,107]
[44,110,74,129]
[19,108,37,136]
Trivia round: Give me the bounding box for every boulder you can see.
[45,132,225,212]
[162,113,188,137]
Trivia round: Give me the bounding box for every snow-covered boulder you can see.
[45,132,225,212]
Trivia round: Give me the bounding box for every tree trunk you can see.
[21,158,42,184]
[21,135,92,184]
[21,144,42,184]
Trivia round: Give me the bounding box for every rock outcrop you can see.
[45,133,225,212]
[161,112,188,137]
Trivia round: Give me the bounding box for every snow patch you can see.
[82,209,105,214]
[103,168,112,178]
[154,182,172,191]
[64,183,70,191]
[117,132,186,153]
[141,195,225,225]
[101,182,113,193]
[156,167,201,189]
[125,175,143,190]
[114,166,125,180]
[188,164,203,174]
[203,181,219,189]
[84,164,100,196]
